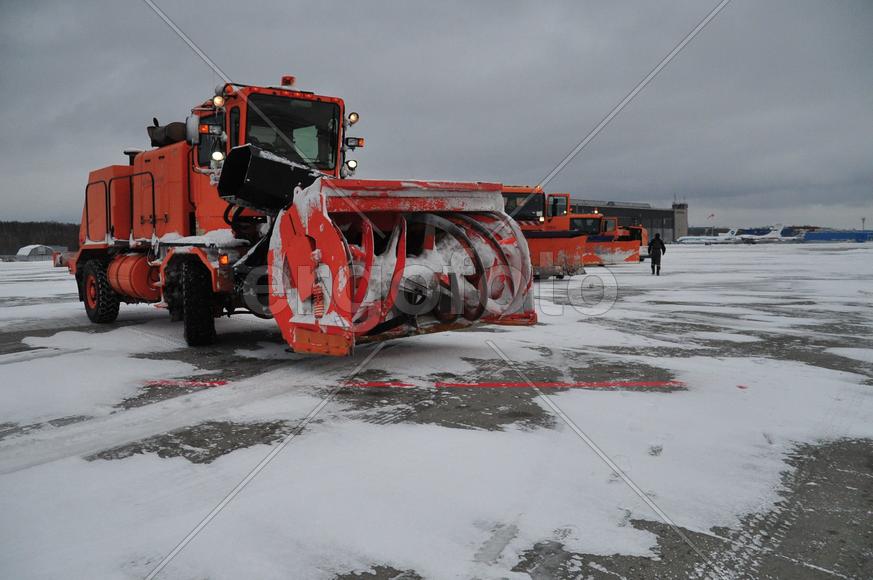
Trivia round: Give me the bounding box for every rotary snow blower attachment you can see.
[68,77,535,356]
[219,144,536,356]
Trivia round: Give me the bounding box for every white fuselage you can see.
[676,229,739,245]
[739,226,801,244]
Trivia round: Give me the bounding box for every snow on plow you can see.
[219,145,535,355]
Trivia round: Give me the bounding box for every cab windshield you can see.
[503,193,545,221]
[246,94,340,170]
[570,217,602,234]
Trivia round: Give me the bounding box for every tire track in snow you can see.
[0,351,369,475]
[0,347,89,365]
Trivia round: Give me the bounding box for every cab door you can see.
[546,193,570,229]
[190,112,230,234]
[602,217,618,238]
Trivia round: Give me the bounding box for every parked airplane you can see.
[739,225,801,244]
[676,228,739,245]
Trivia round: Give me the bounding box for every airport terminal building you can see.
[570,199,689,241]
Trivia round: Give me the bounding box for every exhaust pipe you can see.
[217,144,323,213]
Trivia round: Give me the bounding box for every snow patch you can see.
[293,177,325,229]
[826,347,873,364]
[159,229,249,248]
[691,331,760,343]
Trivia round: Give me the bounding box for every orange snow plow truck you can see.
[69,77,535,356]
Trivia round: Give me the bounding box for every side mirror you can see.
[185,115,200,145]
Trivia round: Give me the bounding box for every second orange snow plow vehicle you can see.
[69,77,535,356]
[501,187,646,274]
[501,186,587,279]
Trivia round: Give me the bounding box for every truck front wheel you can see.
[82,260,120,323]
[181,261,216,346]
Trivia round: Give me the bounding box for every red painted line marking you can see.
[144,379,228,388]
[434,380,685,389]
[343,380,684,389]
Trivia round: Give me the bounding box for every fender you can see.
[70,248,112,301]
[161,247,233,295]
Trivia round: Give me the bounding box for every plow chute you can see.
[220,145,536,356]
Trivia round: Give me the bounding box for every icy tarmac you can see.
[1,244,872,579]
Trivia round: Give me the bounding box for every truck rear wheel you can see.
[82,260,120,323]
[181,261,216,346]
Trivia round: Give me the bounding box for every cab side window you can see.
[196,113,226,166]
[549,196,568,217]
[229,107,240,149]
[570,218,600,234]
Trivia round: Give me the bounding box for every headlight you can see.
[212,95,226,108]
[348,112,360,125]
[538,216,546,223]
[345,159,358,171]
[211,150,225,162]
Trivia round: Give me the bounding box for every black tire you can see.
[555,274,565,280]
[181,261,216,346]
[82,260,120,323]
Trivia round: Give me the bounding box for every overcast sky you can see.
[1,0,871,227]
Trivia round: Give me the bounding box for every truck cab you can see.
[501,187,585,278]
[186,80,361,235]
[502,188,571,228]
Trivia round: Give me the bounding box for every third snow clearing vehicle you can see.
[69,76,535,355]
[569,212,642,265]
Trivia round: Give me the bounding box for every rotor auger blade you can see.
[405,213,488,322]
[486,212,532,321]
[449,212,533,318]
[350,218,375,310]
[449,213,516,301]
[352,216,407,335]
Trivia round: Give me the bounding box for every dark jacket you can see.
[648,237,667,258]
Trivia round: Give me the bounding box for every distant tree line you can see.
[0,222,79,255]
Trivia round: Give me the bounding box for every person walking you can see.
[648,233,667,275]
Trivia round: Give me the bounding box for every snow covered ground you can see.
[1,244,872,579]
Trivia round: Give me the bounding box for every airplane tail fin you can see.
[767,224,784,238]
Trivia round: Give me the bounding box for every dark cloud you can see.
[1,0,871,227]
